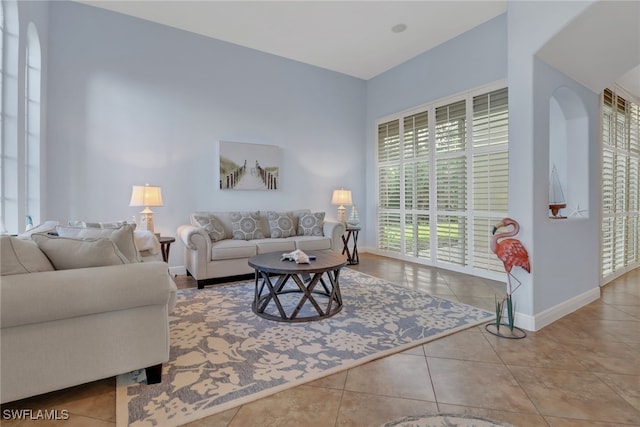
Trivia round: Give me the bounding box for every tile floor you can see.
[2,253,639,426]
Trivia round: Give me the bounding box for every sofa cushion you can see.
[0,236,55,275]
[32,234,129,270]
[294,236,332,251]
[210,239,258,261]
[255,238,296,254]
[267,211,296,238]
[55,224,141,263]
[193,214,225,242]
[298,212,325,236]
[230,211,264,240]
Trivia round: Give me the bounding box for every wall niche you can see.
[548,86,589,219]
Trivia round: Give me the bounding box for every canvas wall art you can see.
[219,141,280,190]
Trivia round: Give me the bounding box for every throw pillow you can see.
[230,211,264,240]
[298,212,325,236]
[31,234,129,270]
[267,211,296,238]
[0,236,55,275]
[193,214,226,242]
[55,224,141,263]
[16,220,59,239]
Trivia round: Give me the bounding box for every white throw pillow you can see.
[32,234,129,270]
[16,220,59,239]
[55,224,141,263]
[0,236,55,275]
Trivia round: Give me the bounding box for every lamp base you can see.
[337,206,346,224]
[139,211,155,234]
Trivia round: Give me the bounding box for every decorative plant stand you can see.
[484,323,527,339]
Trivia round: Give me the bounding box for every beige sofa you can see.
[0,234,177,404]
[177,209,345,288]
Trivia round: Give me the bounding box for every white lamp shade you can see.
[129,185,163,207]
[331,189,352,206]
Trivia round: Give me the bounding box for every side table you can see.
[158,236,175,263]
[341,226,360,265]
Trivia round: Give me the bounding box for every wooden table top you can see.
[248,250,347,275]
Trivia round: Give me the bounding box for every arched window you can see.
[25,22,40,226]
[1,0,19,233]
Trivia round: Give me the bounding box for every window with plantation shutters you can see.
[376,83,508,279]
[471,88,509,273]
[601,88,640,282]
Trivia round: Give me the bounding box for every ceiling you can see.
[75,0,507,80]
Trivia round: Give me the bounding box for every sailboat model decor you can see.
[549,164,566,219]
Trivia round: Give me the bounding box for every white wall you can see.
[45,1,366,267]
[508,0,640,329]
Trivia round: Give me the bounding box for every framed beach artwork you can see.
[219,141,280,190]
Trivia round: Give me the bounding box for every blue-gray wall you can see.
[363,14,508,253]
[45,1,366,266]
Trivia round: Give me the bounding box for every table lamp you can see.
[129,184,163,233]
[331,188,352,224]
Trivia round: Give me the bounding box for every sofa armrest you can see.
[324,220,346,253]
[177,224,210,251]
[177,224,211,279]
[1,262,176,329]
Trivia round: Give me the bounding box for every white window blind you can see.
[376,84,508,278]
[601,88,640,281]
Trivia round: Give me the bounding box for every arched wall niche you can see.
[549,86,589,219]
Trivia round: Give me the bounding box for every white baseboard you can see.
[169,266,187,277]
[515,286,601,331]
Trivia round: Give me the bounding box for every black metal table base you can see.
[252,269,343,322]
[342,228,360,265]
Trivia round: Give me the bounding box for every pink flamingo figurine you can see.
[491,218,531,328]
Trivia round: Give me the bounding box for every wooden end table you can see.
[342,226,360,265]
[158,236,175,263]
[248,251,347,322]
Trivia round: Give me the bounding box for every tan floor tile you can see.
[228,385,342,427]
[601,290,640,306]
[306,370,348,390]
[544,416,636,427]
[485,333,586,370]
[427,357,537,413]
[569,300,639,321]
[344,353,435,402]
[568,340,640,376]
[446,281,502,298]
[181,407,239,427]
[421,329,502,364]
[0,379,115,424]
[455,295,499,312]
[595,372,640,411]
[509,366,640,424]
[617,304,640,319]
[336,390,438,427]
[437,403,547,427]
[401,344,426,357]
[0,414,114,427]
[578,319,640,344]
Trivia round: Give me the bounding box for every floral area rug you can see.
[116,268,494,427]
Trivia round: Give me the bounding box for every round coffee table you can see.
[248,251,348,322]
